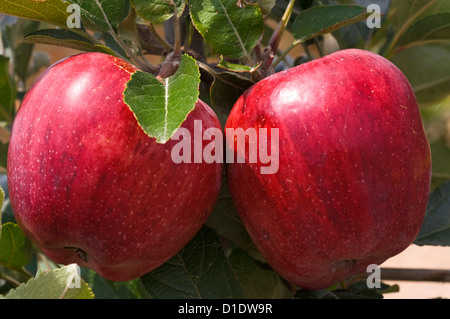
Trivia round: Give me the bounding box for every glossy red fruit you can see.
[7,52,223,281]
[225,49,432,290]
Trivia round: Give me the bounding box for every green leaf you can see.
[67,0,129,32]
[81,268,147,299]
[396,13,450,48]
[420,0,450,18]
[123,54,200,143]
[140,226,244,299]
[291,4,371,43]
[0,0,73,28]
[4,19,42,85]
[0,223,33,270]
[189,0,264,59]
[205,178,263,261]
[2,264,95,299]
[414,181,450,246]
[0,55,16,123]
[131,0,186,24]
[228,248,293,299]
[390,43,450,105]
[217,56,260,73]
[24,28,115,55]
[388,0,439,34]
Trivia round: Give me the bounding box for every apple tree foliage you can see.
[0,0,450,299]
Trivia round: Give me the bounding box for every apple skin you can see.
[7,52,223,281]
[225,49,432,290]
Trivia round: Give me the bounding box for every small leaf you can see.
[389,0,439,34]
[131,0,186,24]
[140,226,244,299]
[420,0,450,18]
[217,56,260,73]
[0,223,33,270]
[0,0,73,29]
[189,0,264,59]
[292,4,371,43]
[24,28,115,55]
[396,13,450,48]
[414,181,450,246]
[123,54,200,143]
[3,264,94,299]
[0,55,16,123]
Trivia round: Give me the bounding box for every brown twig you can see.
[379,268,450,283]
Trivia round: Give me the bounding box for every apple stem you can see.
[170,0,182,58]
[261,0,296,70]
[154,0,184,80]
[271,39,300,69]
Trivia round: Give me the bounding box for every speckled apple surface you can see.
[7,52,223,281]
[225,49,432,290]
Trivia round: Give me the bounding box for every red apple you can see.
[225,49,432,290]
[7,52,223,281]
